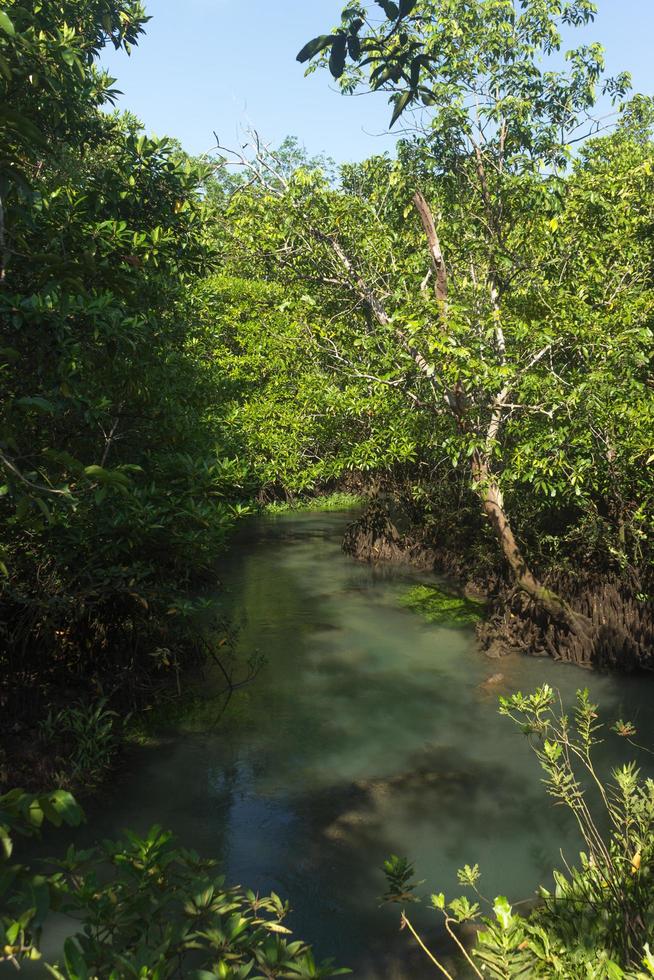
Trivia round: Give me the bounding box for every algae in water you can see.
[399,584,485,626]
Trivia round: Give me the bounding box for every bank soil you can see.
[343,501,654,671]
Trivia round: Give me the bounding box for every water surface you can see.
[31,511,654,978]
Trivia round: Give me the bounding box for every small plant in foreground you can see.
[0,788,84,968]
[1,790,350,978]
[39,699,119,788]
[383,686,654,978]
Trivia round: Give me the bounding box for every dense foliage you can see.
[2,0,654,975]
[3,0,653,719]
[197,0,654,664]
[293,0,654,590]
[0,0,253,728]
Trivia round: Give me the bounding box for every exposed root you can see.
[344,504,654,671]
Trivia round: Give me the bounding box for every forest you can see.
[1,0,654,977]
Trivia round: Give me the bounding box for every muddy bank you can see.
[343,501,654,671]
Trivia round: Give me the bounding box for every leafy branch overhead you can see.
[297,0,418,86]
[298,0,631,136]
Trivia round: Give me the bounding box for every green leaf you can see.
[47,791,84,828]
[376,0,400,18]
[296,35,335,64]
[0,824,13,859]
[35,497,51,522]
[63,938,89,980]
[0,10,15,35]
[390,90,412,127]
[0,53,12,80]
[347,35,361,61]
[329,35,347,79]
[0,107,45,146]
[493,896,513,930]
[15,396,56,414]
[83,465,131,487]
[643,943,654,976]
[26,798,44,829]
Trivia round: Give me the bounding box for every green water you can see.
[28,511,654,978]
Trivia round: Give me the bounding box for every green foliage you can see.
[0,0,148,191]
[241,0,654,647]
[0,788,84,967]
[0,793,349,977]
[381,855,422,904]
[48,826,350,979]
[198,108,654,671]
[302,0,631,151]
[38,700,119,788]
[382,688,654,977]
[398,584,485,626]
[263,492,365,515]
[0,1,255,726]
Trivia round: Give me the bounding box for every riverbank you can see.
[262,491,366,514]
[5,509,654,978]
[4,486,651,801]
[343,498,654,671]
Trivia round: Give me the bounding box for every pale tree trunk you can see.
[319,191,589,639]
[412,191,591,637]
[412,191,447,305]
[470,452,589,630]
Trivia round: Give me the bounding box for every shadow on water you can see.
[17,511,654,979]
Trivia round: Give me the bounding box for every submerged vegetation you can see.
[1,0,654,974]
[398,585,485,626]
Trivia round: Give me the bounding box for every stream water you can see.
[23,511,654,978]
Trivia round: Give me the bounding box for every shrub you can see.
[0,791,349,978]
[39,700,119,788]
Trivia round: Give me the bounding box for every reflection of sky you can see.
[24,512,654,980]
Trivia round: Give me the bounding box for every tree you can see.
[0,1,251,725]
[0,0,148,282]
[289,0,653,653]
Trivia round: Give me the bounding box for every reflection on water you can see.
[25,512,654,978]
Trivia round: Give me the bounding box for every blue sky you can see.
[101,1,654,164]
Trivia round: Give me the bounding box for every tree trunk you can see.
[412,191,447,305]
[411,189,591,639]
[471,451,591,635]
[325,194,592,646]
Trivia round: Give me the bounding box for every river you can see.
[23,510,654,978]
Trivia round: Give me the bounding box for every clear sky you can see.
[101,1,654,164]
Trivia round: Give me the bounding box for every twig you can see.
[400,912,455,980]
